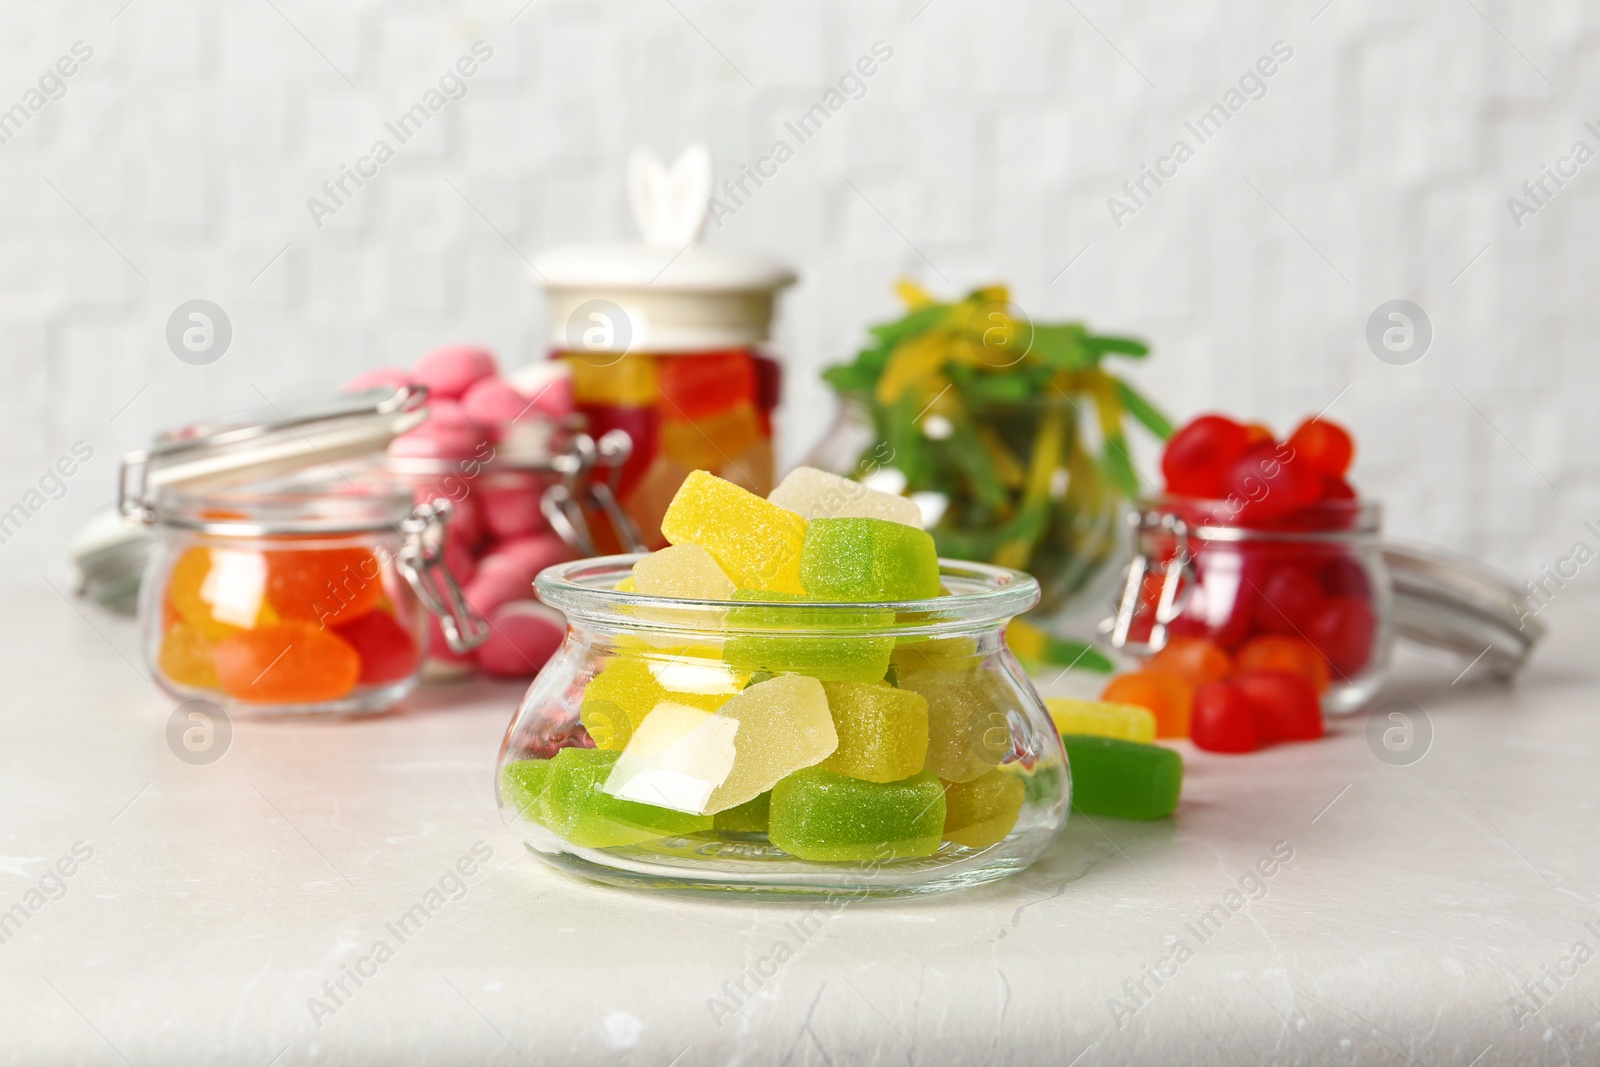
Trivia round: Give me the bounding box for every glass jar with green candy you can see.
[495,468,1070,896]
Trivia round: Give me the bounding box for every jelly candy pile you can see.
[349,345,577,678]
[501,466,1034,861]
[1097,412,1374,753]
[1045,698,1183,820]
[158,545,419,705]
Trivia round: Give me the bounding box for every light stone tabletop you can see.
[2,578,1596,1066]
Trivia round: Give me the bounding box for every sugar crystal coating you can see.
[661,470,807,594]
[723,591,894,683]
[941,769,1025,849]
[799,517,940,601]
[769,768,946,861]
[701,674,838,814]
[768,466,922,527]
[819,681,929,783]
[1061,733,1182,820]
[899,667,1016,783]
[631,543,737,600]
[1046,698,1157,743]
[537,747,712,847]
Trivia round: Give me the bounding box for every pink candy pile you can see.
[347,345,578,679]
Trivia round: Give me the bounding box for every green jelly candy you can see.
[713,791,771,833]
[769,768,946,862]
[539,747,713,847]
[499,758,551,822]
[820,681,929,783]
[723,590,893,683]
[799,517,941,601]
[1062,734,1183,821]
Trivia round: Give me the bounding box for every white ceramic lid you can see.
[531,145,797,353]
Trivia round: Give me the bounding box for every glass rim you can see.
[1138,493,1382,539]
[535,554,1041,636]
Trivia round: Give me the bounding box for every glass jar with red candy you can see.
[529,145,796,549]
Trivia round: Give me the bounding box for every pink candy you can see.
[476,601,566,678]
[413,345,499,400]
[462,377,535,426]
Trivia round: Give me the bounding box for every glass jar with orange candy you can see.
[120,386,489,716]
[1106,414,1393,715]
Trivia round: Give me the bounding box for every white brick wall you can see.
[0,0,1590,594]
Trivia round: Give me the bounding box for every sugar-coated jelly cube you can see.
[819,681,929,783]
[578,654,741,750]
[499,758,552,821]
[602,703,738,814]
[1061,734,1183,821]
[799,517,940,602]
[158,620,219,690]
[1045,698,1157,743]
[700,674,836,814]
[631,543,737,600]
[941,770,1025,849]
[213,621,361,704]
[660,470,807,594]
[898,668,1015,783]
[723,591,894,683]
[890,635,981,676]
[768,466,922,527]
[538,747,712,848]
[713,792,770,833]
[769,768,946,862]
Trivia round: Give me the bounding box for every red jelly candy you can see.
[213,621,361,704]
[1161,415,1251,498]
[1287,418,1354,478]
[264,548,385,627]
[1222,443,1321,523]
[1320,476,1356,501]
[1308,596,1376,676]
[1253,565,1324,634]
[1190,681,1259,753]
[1234,669,1323,743]
[332,609,421,685]
[655,351,757,422]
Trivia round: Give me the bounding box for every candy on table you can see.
[264,548,385,627]
[1100,670,1193,739]
[898,668,1014,784]
[631,543,737,600]
[212,620,361,704]
[1233,670,1323,744]
[158,620,220,690]
[713,792,770,833]
[1060,734,1183,820]
[941,769,1025,849]
[413,345,498,400]
[602,703,736,813]
[1236,634,1330,694]
[798,517,940,602]
[168,546,275,641]
[536,747,712,848]
[1146,636,1232,691]
[660,470,807,594]
[818,681,929,783]
[891,634,981,676]
[1044,697,1156,743]
[723,591,894,683]
[499,758,552,821]
[332,609,421,685]
[769,768,946,861]
[1004,618,1114,672]
[476,601,566,678]
[1190,681,1259,753]
[579,653,742,750]
[702,674,836,814]
[767,466,922,527]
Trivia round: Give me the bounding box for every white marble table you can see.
[2,578,1595,1066]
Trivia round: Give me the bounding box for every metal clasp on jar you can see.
[399,500,492,654]
[540,429,647,556]
[1103,509,1197,654]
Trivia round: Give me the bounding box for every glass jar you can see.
[530,144,796,549]
[120,386,489,716]
[495,555,1068,896]
[1108,497,1393,713]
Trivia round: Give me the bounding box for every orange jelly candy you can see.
[158,620,220,691]
[1236,634,1332,694]
[1101,670,1195,739]
[1146,636,1232,691]
[168,546,274,641]
[264,548,385,627]
[213,621,361,705]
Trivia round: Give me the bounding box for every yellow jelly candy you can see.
[660,470,807,595]
[899,668,1015,783]
[579,654,742,750]
[819,681,929,783]
[942,769,1025,849]
[891,635,981,676]
[168,546,275,642]
[158,620,220,690]
[631,544,736,600]
[1045,698,1157,743]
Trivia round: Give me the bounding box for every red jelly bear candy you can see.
[1161,415,1251,498]
[264,548,385,627]
[214,621,361,704]
[333,609,421,685]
